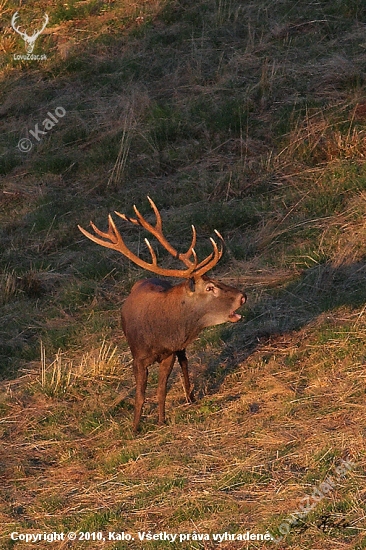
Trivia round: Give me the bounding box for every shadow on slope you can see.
[203,260,366,393]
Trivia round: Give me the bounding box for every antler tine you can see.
[147,195,163,232]
[192,230,224,277]
[91,217,115,241]
[114,198,160,230]
[144,238,158,266]
[116,197,163,232]
[179,224,197,260]
[42,13,49,27]
[214,229,224,242]
[133,204,146,226]
[195,230,224,267]
[114,210,139,226]
[12,12,19,24]
[11,12,23,35]
[115,199,197,270]
[194,239,221,275]
[77,215,120,249]
[35,13,49,36]
[114,197,161,231]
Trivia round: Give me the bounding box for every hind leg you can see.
[157,354,176,425]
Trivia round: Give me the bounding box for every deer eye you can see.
[205,284,215,292]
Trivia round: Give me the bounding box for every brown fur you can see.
[78,199,246,431]
[121,275,246,432]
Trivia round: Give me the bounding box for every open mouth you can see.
[228,311,242,322]
[228,294,246,323]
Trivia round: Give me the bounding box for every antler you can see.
[11,13,26,39]
[34,13,49,37]
[78,197,223,278]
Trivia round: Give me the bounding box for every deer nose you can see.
[240,294,247,305]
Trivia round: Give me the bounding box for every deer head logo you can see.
[11,12,49,54]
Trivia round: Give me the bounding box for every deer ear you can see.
[188,278,195,292]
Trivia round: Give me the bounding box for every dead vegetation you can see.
[0,0,366,548]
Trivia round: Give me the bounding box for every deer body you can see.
[79,198,245,431]
[123,277,244,354]
[122,276,245,432]
[122,278,201,359]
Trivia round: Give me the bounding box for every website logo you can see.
[11,11,49,54]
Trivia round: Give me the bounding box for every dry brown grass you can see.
[1,0,366,547]
[1,307,365,548]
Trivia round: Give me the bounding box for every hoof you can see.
[187,390,195,403]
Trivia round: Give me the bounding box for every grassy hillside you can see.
[1,0,366,548]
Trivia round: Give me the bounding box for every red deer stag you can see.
[78,198,246,432]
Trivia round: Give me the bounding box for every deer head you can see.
[11,12,49,54]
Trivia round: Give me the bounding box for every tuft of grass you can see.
[38,339,121,397]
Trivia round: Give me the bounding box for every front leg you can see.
[176,349,195,403]
[157,354,176,425]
